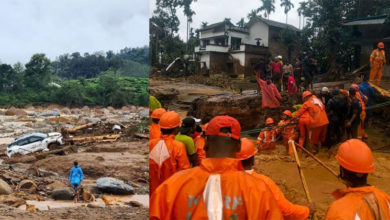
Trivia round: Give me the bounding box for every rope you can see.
[365,100,390,110]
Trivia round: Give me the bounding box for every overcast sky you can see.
[150,0,303,41]
[0,0,148,64]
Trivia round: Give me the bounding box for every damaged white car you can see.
[7,132,64,157]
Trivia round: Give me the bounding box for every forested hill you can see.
[52,46,149,78]
[0,47,149,107]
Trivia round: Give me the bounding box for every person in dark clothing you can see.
[302,56,316,90]
[346,88,362,139]
[359,74,376,125]
[294,57,303,92]
[319,87,332,107]
[324,90,349,148]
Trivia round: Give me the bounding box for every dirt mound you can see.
[5,108,27,116]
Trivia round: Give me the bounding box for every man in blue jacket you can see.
[359,74,376,125]
[69,161,84,203]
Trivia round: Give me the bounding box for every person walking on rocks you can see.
[69,161,84,203]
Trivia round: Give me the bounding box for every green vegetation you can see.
[0,47,148,108]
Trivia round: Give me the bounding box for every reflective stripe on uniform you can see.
[203,174,223,220]
[149,140,170,167]
[355,213,361,220]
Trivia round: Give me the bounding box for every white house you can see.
[195,16,299,77]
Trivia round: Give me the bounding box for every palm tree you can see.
[236,18,246,27]
[298,1,308,29]
[257,0,275,19]
[247,9,258,20]
[280,0,294,24]
[201,21,208,28]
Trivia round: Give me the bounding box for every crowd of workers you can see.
[147,41,388,219]
[149,106,390,219]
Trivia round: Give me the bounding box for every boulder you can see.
[51,188,74,200]
[188,91,293,130]
[61,108,71,115]
[0,179,13,195]
[138,109,149,119]
[47,180,68,191]
[82,117,101,123]
[5,108,27,116]
[96,177,134,195]
[16,180,37,193]
[0,195,26,207]
[40,109,60,117]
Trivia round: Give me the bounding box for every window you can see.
[28,136,44,144]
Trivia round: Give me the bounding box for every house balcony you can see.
[195,44,269,55]
[195,44,229,53]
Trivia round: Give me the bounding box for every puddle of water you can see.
[18,194,149,211]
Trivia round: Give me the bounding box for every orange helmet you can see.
[159,111,181,129]
[302,91,312,100]
[151,108,166,119]
[336,139,375,173]
[378,42,384,49]
[265,117,274,125]
[283,110,292,118]
[236,138,258,160]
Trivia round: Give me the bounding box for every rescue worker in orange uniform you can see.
[351,83,368,139]
[193,123,207,166]
[326,139,390,219]
[369,42,386,86]
[149,108,166,140]
[149,111,190,196]
[237,138,316,220]
[278,110,298,155]
[293,91,329,154]
[150,115,283,220]
[257,117,278,150]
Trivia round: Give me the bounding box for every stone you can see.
[82,117,101,123]
[138,110,149,119]
[0,179,12,195]
[0,195,26,207]
[96,177,134,195]
[126,201,143,207]
[87,204,103,208]
[40,109,60,117]
[51,188,74,200]
[16,180,37,193]
[46,180,68,191]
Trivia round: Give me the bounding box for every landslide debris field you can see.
[0,105,149,219]
[152,76,390,219]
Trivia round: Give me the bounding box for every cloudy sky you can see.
[150,0,303,41]
[0,0,149,64]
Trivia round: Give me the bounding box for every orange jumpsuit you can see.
[294,96,329,145]
[278,119,298,155]
[257,129,278,150]
[370,49,386,86]
[150,158,283,220]
[193,136,206,166]
[326,186,390,220]
[149,123,161,140]
[247,170,309,220]
[149,135,190,195]
[356,91,367,139]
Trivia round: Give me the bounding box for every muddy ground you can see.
[152,76,390,219]
[0,105,149,219]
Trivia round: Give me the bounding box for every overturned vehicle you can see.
[7,132,64,157]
